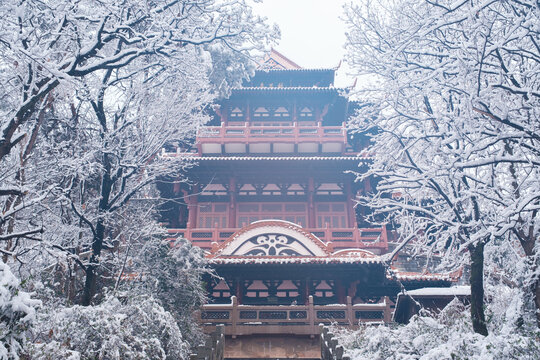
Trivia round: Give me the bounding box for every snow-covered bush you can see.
[0,262,39,360]
[128,238,211,345]
[337,293,540,360]
[28,296,187,360]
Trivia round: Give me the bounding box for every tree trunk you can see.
[81,219,106,306]
[520,235,540,327]
[532,278,540,327]
[81,153,113,306]
[469,242,488,336]
[81,264,97,306]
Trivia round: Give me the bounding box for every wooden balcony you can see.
[167,225,388,252]
[199,295,391,336]
[196,122,347,155]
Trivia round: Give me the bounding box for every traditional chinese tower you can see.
[159,51,453,349]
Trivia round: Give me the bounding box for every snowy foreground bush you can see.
[27,296,188,360]
[336,291,539,360]
[0,263,39,360]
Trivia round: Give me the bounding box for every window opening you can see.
[201,183,227,196]
[276,280,300,298]
[197,202,228,228]
[316,202,347,228]
[245,280,269,298]
[316,183,344,195]
[273,106,290,119]
[299,106,313,119]
[287,184,305,195]
[239,184,257,196]
[230,107,244,120]
[262,184,281,195]
[253,107,270,120]
[211,279,231,299]
[236,202,307,227]
[313,280,337,304]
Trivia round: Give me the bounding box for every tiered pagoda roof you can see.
[159,50,456,314]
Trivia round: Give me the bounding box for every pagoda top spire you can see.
[259,49,302,70]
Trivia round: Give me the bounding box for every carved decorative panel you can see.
[201,311,230,319]
[289,311,308,319]
[217,220,329,256]
[355,311,384,320]
[259,311,287,319]
[316,311,346,319]
[233,234,317,256]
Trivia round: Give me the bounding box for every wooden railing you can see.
[198,295,391,336]
[167,226,388,251]
[197,122,346,145]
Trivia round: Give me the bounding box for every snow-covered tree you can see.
[52,52,213,306]
[125,237,211,344]
[344,0,540,334]
[0,0,277,305]
[0,262,39,359]
[0,0,275,159]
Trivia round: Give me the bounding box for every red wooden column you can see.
[186,185,199,229]
[178,189,188,228]
[345,182,356,228]
[228,177,237,228]
[336,279,346,304]
[315,106,321,122]
[217,104,227,125]
[307,177,316,228]
[304,277,311,305]
[245,101,251,122]
[348,281,359,304]
[235,277,243,305]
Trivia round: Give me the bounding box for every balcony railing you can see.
[196,122,347,154]
[167,226,388,251]
[199,295,391,336]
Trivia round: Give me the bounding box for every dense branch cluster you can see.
[0,0,277,358]
[345,0,539,335]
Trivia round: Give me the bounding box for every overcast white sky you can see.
[253,0,353,87]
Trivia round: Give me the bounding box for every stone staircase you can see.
[190,325,350,360]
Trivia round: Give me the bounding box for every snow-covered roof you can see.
[388,270,454,282]
[209,255,382,265]
[256,68,335,73]
[231,87,342,94]
[404,286,470,297]
[167,155,369,162]
[393,286,470,324]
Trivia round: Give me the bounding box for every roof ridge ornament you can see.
[259,48,302,70]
